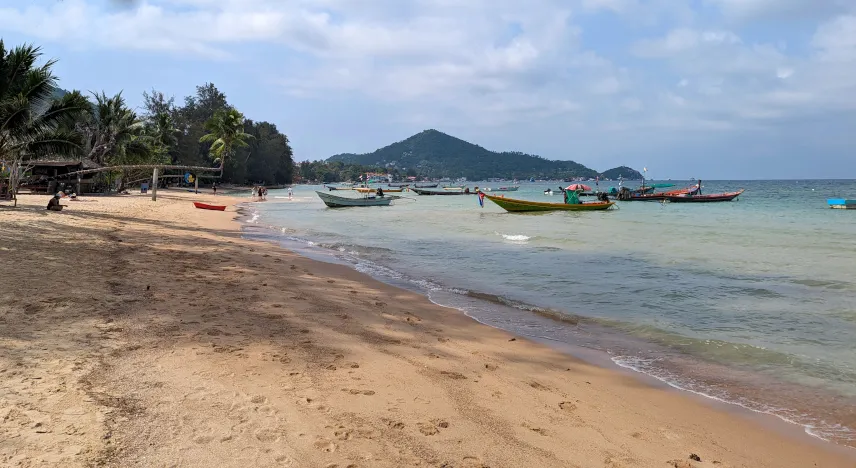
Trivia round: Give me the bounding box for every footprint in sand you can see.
[342,388,375,396]
[522,422,548,436]
[559,401,577,411]
[440,371,467,380]
[529,381,548,391]
[461,456,490,468]
[484,363,498,371]
[192,433,216,444]
[314,439,337,453]
[417,423,440,436]
[432,419,449,429]
[417,419,449,435]
[384,419,405,430]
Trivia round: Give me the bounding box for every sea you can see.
[240,180,856,448]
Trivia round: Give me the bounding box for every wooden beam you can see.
[151,167,159,202]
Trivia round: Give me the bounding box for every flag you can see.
[478,192,485,208]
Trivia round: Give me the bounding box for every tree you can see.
[79,91,151,166]
[0,41,89,206]
[199,108,253,174]
[146,109,179,163]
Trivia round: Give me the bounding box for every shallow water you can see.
[242,180,856,446]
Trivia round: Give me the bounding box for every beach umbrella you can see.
[565,184,592,191]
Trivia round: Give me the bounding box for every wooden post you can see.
[151,167,159,201]
[194,174,198,194]
[77,175,82,195]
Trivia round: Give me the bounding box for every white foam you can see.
[610,355,856,445]
[495,231,532,242]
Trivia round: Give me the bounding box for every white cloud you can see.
[812,14,856,61]
[0,0,855,151]
[776,68,794,79]
[632,28,741,57]
[706,0,852,21]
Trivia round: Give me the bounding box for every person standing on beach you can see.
[212,182,217,196]
[287,187,293,199]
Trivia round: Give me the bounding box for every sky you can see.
[1,0,855,179]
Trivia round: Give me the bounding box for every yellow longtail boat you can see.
[482,192,614,212]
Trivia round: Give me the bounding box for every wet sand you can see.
[1,191,854,467]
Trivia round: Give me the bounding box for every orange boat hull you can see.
[193,202,227,211]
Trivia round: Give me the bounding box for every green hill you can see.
[601,166,642,180]
[327,129,639,180]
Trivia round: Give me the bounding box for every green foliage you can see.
[328,129,637,180]
[2,40,297,193]
[0,40,91,203]
[0,41,89,161]
[199,108,253,168]
[79,91,152,165]
[145,83,295,185]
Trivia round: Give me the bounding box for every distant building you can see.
[23,159,102,194]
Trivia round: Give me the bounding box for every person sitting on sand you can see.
[46,193,63,211]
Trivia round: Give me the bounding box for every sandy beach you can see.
[1,192,854,468]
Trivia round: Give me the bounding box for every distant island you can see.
[327,130,642,181]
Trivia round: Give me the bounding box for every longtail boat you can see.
[414,183,439,188]
[828,199,856,209]
[193,202,227,211]
[315,191,394,207]
[354,187,404,193]
[411,187,472,195]
[482,193,614,212]
[484,186,520,192]
[666,190,744,203]
[622,185,699,201]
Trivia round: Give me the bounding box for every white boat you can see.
[315,191,394,207]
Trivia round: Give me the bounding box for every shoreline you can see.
[239,196,856,452]
[240,196,856,453]
[2,191,854,467]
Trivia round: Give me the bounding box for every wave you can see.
[611,355,856,445]
[495,231,532,242]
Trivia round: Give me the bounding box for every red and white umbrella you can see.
[565,184,592,191]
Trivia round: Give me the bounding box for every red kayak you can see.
[193,202,227,211]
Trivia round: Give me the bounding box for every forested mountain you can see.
[327,129,639,180]
[601,166,643,180]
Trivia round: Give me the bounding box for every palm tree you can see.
[146,110,179,163]
[199,108,253,173]
[80,91,151,166]
[0,40,90,206]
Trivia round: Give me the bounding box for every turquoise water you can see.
[241,180,856,446]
